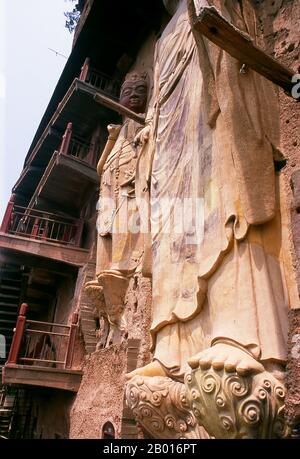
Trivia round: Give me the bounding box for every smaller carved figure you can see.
[85,72,148,348]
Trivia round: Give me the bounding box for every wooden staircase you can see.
[0,386,17,439]
[0,266,23,367]
[0,265,22,439]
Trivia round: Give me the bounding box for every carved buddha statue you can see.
[86,72,148,348]
[125,0,298,439]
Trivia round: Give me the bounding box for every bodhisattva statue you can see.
[125,0,300,439]
[85,73,148,348]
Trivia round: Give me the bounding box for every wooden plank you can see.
[0,250,77,277]
[3,364,82,392]
[0,232,89,267]
[57,154,99,183]
[27,152,58,210]
[189,3,296,95]
[26,151,98,216]
[94,93,146,125]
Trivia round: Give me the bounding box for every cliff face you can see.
[257,0,300,433]
[69,29,157,438]
[68,0,300,438]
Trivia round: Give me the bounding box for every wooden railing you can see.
[59,123,92,163]
[0,388,5,407]
[56,58,121,168]
[69,136,90,160]
[79,57,120,98]
[59,122,96,165]
[1,203,84,247]
[6,304,78,370]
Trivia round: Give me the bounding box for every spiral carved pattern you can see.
[185,368,289,439]
[225,375,249,398]
[150,391,164,407]
[125,375,210,439]
[239,400,261,425]
[220,415,234,432]
[150,416,165,433]
[201,373,218,394]
[275,385,286,400]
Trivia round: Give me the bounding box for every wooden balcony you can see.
[0,233,89,268]
[24,124,99,215]
[80,58,120,98]
[2,305,82,392]
[4,204,83,246]
[14,66,120,200]
[0,198,89,267]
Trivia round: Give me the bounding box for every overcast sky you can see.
[0,0,74,220]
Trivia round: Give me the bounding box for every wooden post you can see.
[90,140,98,168]
[6,303,28,365]
[74,218,84,247]
[189,3,296,96]
[85,139,95,166]
[41,217,49,241]
[59,122,73,155]
[61,224,71,243]
[31,217,40,238]
[0,194,16,233]
[79,57,90,82]
[64,313,78,369]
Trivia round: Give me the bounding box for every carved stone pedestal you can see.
[125,376,209,439]
[85,270,130,348]
[185,367,290,439]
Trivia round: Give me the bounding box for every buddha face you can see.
[120,80,148,114]
[163,0,181,15]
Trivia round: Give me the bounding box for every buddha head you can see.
[120,72,148,114]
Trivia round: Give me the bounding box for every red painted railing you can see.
[57,59,120,169]
[69,136,90,160]
[6,304,78,370]
[59,122,92,163]
[79,57,120,97]
[3,205,84,247]
[0,194,16,233]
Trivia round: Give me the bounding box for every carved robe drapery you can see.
[141,0,299,381]
[97,119,144,275]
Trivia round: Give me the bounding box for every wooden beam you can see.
[0,250,77,277]
[0,232,89,267]
[189,3,296,96]
[3,364,82,392]
[57,154,99,183]
[27,166,44,173]
[0,195,16,233]
[26,152,58,211]
[31,197,79,219]
[94,93,146,125]
[6,303,28,365]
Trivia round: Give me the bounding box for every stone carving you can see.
[125,0,300,438]
[185,367,289,439]
[85,72,148,348]
[125,375,210,439]
[84,281,109,349]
